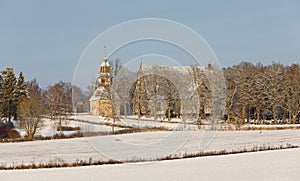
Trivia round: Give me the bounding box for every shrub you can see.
[56,126,80,131]
[0,126,20,139]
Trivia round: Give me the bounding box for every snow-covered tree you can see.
[1,68,17,121]
[189,66,212,122]
[0,74,4,119]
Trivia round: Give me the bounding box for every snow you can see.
[13,117,124,138]
[73,115,201,131]
[1,130,300,166]
[89,86,111,101]
[1,148,300,181]
[2,115,300,180]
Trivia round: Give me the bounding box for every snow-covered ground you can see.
[1,148,300,181]
[73,114,300,131]
[13,115,300,139]
[73,115,203,131]
[1,130,300,166]
[2,115,300,180]
[13,118,124,137]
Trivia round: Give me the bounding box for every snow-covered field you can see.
[73,115,208,131]
[13,118,124,137]
[1,148,299,181]
[2,115,300,180]
[1,130,300,166]
[12,115,300,140]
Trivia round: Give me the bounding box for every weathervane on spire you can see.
[103,45,108,62]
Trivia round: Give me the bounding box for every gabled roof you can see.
[89,86,111,101]
[100,61,110,67]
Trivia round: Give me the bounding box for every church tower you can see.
[89,54,113,117]
[97,56,112,87]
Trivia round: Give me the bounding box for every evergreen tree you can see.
[15,72,28,119]
[16,72,27,99]
[0,74,4,119]
[1,68,17,121]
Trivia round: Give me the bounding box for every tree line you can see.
[1,60,299,139]
[118,61,300,125]
[223,62,300,124]
[0,67,91,139]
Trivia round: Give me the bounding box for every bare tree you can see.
[43,81,72,131]
[285,64,300,123]
[265,62,285,124]
[234,62,256,124]
[189,66,211,123]
[223,67,238,123]
[18,79,43,140]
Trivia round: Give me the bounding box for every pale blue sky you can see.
[0,0,300,88]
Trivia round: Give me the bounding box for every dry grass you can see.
[220,124,300,131]
[0,131,84,143]
[81,127,170,137]
[0,127,169,143]
[56,126,80,131]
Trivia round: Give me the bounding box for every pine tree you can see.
[1,68,17,121]
[15,72,28,119]
[0,74,4,119]
[16,72,27,99]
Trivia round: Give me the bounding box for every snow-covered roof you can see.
[89,86,111,101]
[140,65,201,99]
[100,61,110,67]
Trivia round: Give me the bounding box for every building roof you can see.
[100,60,110,67]
[89,86,111,101]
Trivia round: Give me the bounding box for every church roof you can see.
[100,60,110,67]
[89,86,111,101]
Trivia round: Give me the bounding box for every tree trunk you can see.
[168,106,171,122]
[241,105,246,124]
[227,109,231,124]
[256,107,261,124]
[272,103,277,124]
[282,109,286,124]
[112,118,115,133]
[59,115,62,132]
[124,102,127,118]
[292,114,297,124]
[153,100,157,121]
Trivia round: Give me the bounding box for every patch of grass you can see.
[240,126,300,131]
[0,131,83,143]
[82,127,170,137]
[0,126,169,143]
[56,126,80,131]
[0,158,123,170]
[160,143,298,161]
[220,124,300,131]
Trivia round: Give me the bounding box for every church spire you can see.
[103,46,108,62]
[139,59,143,71]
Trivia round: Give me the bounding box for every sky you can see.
[0,0,300,88]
